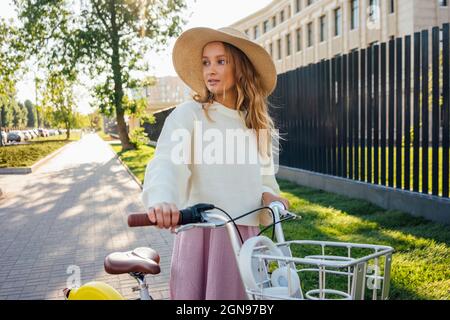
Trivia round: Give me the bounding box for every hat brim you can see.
[172,27,277,98]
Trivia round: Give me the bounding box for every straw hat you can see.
[172,27,277,98]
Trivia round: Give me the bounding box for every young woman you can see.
[141,27,290,300]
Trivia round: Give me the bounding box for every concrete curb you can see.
[0,140,77,175]
[115,153,143,190]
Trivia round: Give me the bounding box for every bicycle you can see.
[64,201,394,300]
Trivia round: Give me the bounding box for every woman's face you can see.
[202,41,236,97]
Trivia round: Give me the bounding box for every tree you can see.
[0,19,22,102]
[39,105,54,128]
[34,76,44,128]
[24,99,37,128]
[0,97,15,128]
[88,110,104,131]
[73,112,90,129]
[0,19,25,145]
[15,0,189,150]
[13,102,28,128]
[42,71,77,139]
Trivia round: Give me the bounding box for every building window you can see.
[439,0,448,6]
[350,0,359,30]
[296,28,302,52]
[295,0,301,13]
[244,29,249,37]
[272,16,277,28]
[277,38,282,60]
[307,0,314,6]
[286,33,292,56]
[254,25,260,39]
[320,15,327,42]
[389,0,395,13]
[280,9,285,23]
[334,7,342,36]
[263,20,269,33]
[307,22,313,47]
[269,42,273,57]
[369,0,380,23]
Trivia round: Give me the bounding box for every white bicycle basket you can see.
[238,235,394,300]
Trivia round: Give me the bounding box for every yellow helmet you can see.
[64,281,125,300]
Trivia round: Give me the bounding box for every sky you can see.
[1,0,273,114]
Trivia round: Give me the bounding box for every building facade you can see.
[144,76,192,112]
[129,76,192,131]
[230,0,450,73]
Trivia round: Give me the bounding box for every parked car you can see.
[15,131,26,141]
[22,131,32,140]
[26,130,35,139]
[38,128,48,137]
[7,131,22,143]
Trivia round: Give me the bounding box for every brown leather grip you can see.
[127,213,154,227]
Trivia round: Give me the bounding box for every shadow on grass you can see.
[278,179,450,246]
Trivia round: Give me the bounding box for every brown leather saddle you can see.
[104,247,161,275]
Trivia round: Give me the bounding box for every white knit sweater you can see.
[141,99,281,226]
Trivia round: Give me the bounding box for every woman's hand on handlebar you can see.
[147,202,180,230]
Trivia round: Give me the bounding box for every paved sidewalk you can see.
[0,134,173,300]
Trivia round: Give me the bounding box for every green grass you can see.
[110,143,450,300]
[110,143,154,183]
[262,179,450,300]
[0,132,81,168]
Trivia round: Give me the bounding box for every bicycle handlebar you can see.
[128,201,298,230]
[127,203,215,227]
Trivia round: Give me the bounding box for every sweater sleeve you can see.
[261,145,281,196]
[141,105,194,210]
[259,147,282,226]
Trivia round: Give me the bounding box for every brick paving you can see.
[0,134,173,300]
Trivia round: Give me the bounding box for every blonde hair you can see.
[193,42,281,158]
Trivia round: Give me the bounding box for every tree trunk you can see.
[110,0,134,151]
[0,106,4,147]
[36,109,40,128]
[65,121,71,140]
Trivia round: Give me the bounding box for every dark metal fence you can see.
[143,107,175,142]
[270,23,450,199]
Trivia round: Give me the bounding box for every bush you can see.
[129,127,149,149]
